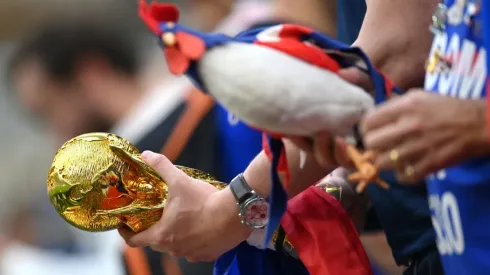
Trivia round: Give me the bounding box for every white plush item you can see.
[199,42,375,137]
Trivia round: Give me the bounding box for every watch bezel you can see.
[238,195,269,229]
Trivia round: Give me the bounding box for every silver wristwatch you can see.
[230,173,269,229]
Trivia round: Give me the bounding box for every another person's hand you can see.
[317,168,369,232]
[288,133,351,169]
[118,151,252,262]
[360,90,490,183]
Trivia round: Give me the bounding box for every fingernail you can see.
[141,150,155,160]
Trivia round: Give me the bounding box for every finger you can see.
[150,245,168,253]
[287,136,314,153]
[168,249,186,258]
[337,67,373,91]
[185,252,217,263]
[360,92,419,134]
[123,223,164,248]
[141,151,187,186]
[408,137,465,179]
[364,116,421,151]
[312,132,336,168]
[333,137,354,168]
[395,163,426,184]
[186,256,202,263]
[395,131,462,184]
[375,140,428,170]
[118,227,137,246]
[394,151,435,184]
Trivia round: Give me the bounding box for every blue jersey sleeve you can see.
[215,104,262,182]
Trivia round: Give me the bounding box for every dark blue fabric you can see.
[486,0,490,60]
[336,0,366,44]
[215,105,262,182]
[372,266,384,275]
[336,1,439,267]
[366,172,436,266]
[215,243,307,275]
[264,137,289,246]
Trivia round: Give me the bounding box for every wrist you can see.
[243,166,271,198]
[219,187,253,239]
[352,38,426,90]
[473,99,490,153]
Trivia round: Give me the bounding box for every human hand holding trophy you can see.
[47,132,346,260]
[47,132,226,233]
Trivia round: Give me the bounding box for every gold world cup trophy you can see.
[47,132,226,233]
[48,132,342,258]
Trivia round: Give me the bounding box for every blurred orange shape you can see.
[176,32,206,60]
[165,47,190,75]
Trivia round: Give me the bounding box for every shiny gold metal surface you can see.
[47,132,226,233]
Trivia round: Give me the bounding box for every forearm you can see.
[243,140,331,198]
[354,0,439,89]
[273,0,337,36]
[471,99,490,154]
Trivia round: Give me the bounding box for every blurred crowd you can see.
[0,0,400,275]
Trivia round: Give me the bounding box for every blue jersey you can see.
[215,104,262,182]
[424,0,489,274]
[336,0,366,44]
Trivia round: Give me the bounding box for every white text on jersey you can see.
[425,32,487,99]
[429,192,465,256]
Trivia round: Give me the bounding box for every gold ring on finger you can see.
[390,149,400,163]
[404,165,415,176]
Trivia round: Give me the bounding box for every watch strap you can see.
[230,173,253,204]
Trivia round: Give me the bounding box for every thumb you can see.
[337,67,374,91]
[141,151,187,187]
[287,136,314,153]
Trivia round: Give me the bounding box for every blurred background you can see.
[0,0,402,275]
[0,0,150,241]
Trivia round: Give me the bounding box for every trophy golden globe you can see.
[47,132,225,233]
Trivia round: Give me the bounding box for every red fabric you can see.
[279,24,314,39]
[255,39,341,72]
[262,133,273,159]
[277,146,290,189]
[378,71,394,98]
[255,25,341,73]
[282,187,373,275]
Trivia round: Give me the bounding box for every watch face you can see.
[243,198,269,228]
